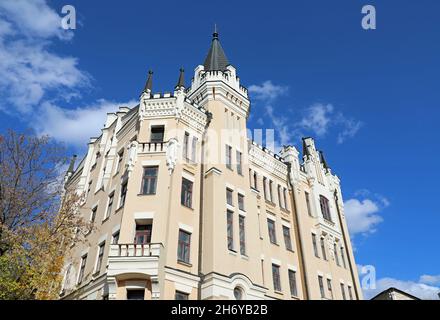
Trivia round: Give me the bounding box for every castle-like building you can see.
[61,31,362,300]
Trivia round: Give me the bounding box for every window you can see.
[90,206,97,223]
[105,193,114,219]
[305,192,312,217]
[135,224,152,244]
[177,230,191,264]
[348,286,353,300]
[283,226,293,251]
[319,195,332,221]
[181,178,193,208]
[150,125,164,143]
[233,287,243,300]
[288,270,298,297]
[112,231,120,244]
[183,132,189,159]
[269,180,274,202]
[253,171,258,190]
[141,166,158,195]
[95,242,105,273]
[327,279,333,299]
[263,177,268,200]
[340,283,346,300]
[120,182,127,208]
[267,219,277,244]
[272,264,281,292]
[127,289,145,300]
[191,137,197,162]
[116,150,124,173]
[283,188,288,211]
[238,194,245,211]
[312,234,319,258]
[236,151,242,175]
[227,210,234,250]
[175,291,189,300]
[334,243,340,266]
[226,188,233,206]
[87,180,92,195]
[226,145,232,169]
[78,254,87,284]
[318,275,325,298]
[320,237,327,260]
[239,215,246,255]
[341,247,347,268]
[278,185,283,208]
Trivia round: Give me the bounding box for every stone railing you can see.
[138,142,167,153]
[109,243,163,258]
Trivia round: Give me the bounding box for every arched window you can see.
[233,287,244,300]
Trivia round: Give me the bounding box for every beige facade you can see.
[60,32,363,300]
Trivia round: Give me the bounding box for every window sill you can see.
[265,200,276,207]
[270,241,279,246]
[280,208,290,214]
[240,254,249,260]
[115,206,124,214]
[181,204,194,210]
[228,249,237,256]
[137,193,156,196]
[101,216,109,224]
[177,260,192,267]
[274,290,283,295]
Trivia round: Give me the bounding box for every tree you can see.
[0,130,90,299]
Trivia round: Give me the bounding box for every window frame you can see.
[288,269,298,297]
[177,229,191,264]
[267,219,277,244]
[227,210,234,251]
[283,225,293,251]
[272,264,282,292]
[181,178,193,208]
[239,215,246,256]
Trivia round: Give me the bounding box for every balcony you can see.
[138,142,166,154]
[107,243,163,279]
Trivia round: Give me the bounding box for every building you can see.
[371,288,420,300]
[60,31,363,300]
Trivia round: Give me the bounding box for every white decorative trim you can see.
[287,264,297,272]
[226,204,235,211]
[141,160,161,166]
[236,188,246,196]
[281,219,291,228]
[112,224,121,234]
[178,223,193,234]
[266,212,276,221]
[182,170,195,182]
[271,258,281,266]
[134,212,154,220]
[98,234,107,245]
[125,280,147,289]
[225,183,235,191]
[317,270,324,277]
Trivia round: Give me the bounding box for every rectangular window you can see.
[78,254,87,284]
[238,194,245,211]
[105,193,114,219]
[116,150,124,173]
[340,283,346,300]
[272,264,281,292]
[227,210,234,251]
[278,185,283,208]
[183,132,189,159]
[318,275,325,298]
[239,215,246,255]
[327,279,333,299]
[226,188,233,206]
[312,234,319,258]
[263,177,268,200]
[288,270,298,297]
[253,172,258,190]
[341,247,347,268]
[175,291,189,300]
[150,125,164,143]
[334,243,340,266]
[191,137,197,162]
[283,188,288,211]
[269,180,273,202]
[236,151,242,175]
[120,182,127,208]
[320,195,332,221]
[141,166,158,195]
[95,242,105,273]
[348,286,353,300]
[177,230,191,264]
[267,219,277,244]
[181,178,193,208]
[87,180,92,195]
[127,289,145,300]
[305,192,312,217]
[112,231,120,245]
[320,237,327,260]
[283,226,293,251]
[135,224,152,244]
[90,206,97,223]
[226,145,232,169]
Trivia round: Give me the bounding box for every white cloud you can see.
[344,198,383,236]
[34,99,137,147]
[299,103,334,136]
[248,80,288,101]
[419,274,440,286]
[363,277,440,300]
[336,114,363,144]
[0,0,89,113]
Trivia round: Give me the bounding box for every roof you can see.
[203,32,230,71]
[370,287,421,300]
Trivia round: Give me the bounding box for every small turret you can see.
[319,150,330,173]
[175,68,185,90]
[142,70,153,94]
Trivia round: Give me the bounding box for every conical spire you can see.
[67,154,77,174]
[302,137,312,159]
[175,68,185,89]
[203,28,230,71]
[143,70,153,93]
[319,150,330,172]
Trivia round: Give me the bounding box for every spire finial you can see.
[213,23,218,39]
[175,67,185,89]
[143,70,153,93]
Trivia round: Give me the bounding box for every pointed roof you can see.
[203,30,230,71]
[319,150,330,172]
[143,70,153,93]
[67,154,77,174]
[302,138,312,159]
[175,68,185,89]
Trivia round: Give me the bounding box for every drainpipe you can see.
[333,189,360,300]
[286,163,311,300]
[197,112,212,300]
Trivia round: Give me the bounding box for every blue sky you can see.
[0,0,439,299]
